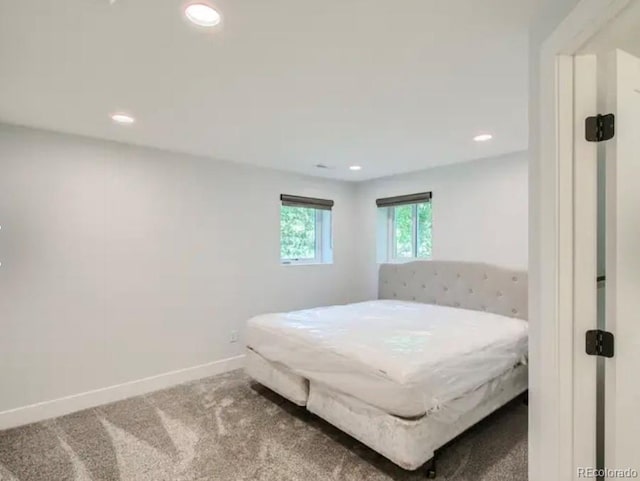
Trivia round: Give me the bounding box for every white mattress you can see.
[246,300,528,418]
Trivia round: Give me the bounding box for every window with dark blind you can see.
[376,192,432,261]
[280,195,333,264]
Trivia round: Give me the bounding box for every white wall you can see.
[0,123,530,424]
[0,124,361,414]
[355,151,529,299]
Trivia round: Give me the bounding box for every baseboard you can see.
[0,354,245,431]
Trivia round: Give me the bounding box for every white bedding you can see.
[246,300,528,418]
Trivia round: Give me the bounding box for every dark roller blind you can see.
[281,194,334,211]
[376,192,432,208]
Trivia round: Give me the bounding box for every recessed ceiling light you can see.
[349,165,362,171]
[111,113,135,125]
[185,3,221,27]
[473,133,493,142]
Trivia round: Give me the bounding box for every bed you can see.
[244,261,528,476]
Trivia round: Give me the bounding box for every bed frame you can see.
[246,260,528,477]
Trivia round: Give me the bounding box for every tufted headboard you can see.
[378,260,528,320]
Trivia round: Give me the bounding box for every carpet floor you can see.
[0,370,527,481]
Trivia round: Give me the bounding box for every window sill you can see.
[378,257,432,265]
[281,260,333,266]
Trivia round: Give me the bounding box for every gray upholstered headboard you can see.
[378,260,528,320]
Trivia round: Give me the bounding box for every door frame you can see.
[533,1,632,480]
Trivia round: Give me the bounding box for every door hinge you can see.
[585,113,615,142]
[586,330,615,358]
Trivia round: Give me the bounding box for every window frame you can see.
[386,202,432,262]
[280,207,333,265]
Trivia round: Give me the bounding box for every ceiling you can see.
[0,0,533,181]
[580,1,640,58]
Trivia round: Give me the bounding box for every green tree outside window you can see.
[392,202,432,259]
[280,206,316,260]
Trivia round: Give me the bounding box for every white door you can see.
[603,48,640,479]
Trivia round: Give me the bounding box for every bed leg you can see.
[424,455,437,479]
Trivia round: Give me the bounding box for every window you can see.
[376,192,432,262]
[280,194,333,264]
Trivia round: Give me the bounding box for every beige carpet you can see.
[0,370,527,480]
